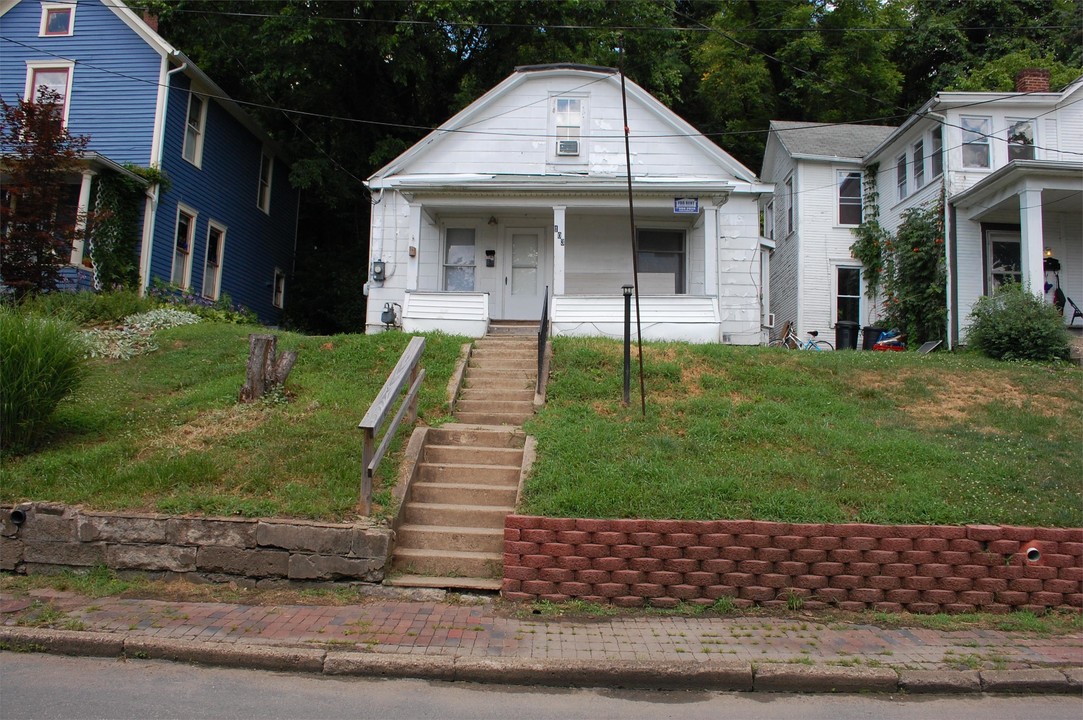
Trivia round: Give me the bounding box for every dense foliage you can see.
[966,283,1072,361]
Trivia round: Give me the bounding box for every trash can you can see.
[835,321,859,350]
[862,326,887,351]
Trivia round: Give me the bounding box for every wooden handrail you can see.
[358,336,426,515]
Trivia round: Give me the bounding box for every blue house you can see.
[0,0,297,322]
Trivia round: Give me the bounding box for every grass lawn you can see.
[1,322,466,521]
[521,337,1082,528]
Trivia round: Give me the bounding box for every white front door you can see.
[501,227,545,319]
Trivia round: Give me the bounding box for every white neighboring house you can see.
[764,69,1083,349]
[760,120,895,344]
[364,64,774,343]
[865,69,1082,346]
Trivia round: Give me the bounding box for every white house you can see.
[764,69,1083,348]
[364,64,774,343]
[760,120,894,344]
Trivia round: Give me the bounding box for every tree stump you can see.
[239,334,297,403]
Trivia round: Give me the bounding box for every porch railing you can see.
[537,285,549,395]
[358,336,426,515]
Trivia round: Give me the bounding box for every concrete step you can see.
[410,481,518,506]
[425,426,525,448]
[403,502,513,528]
[385,574,502,592]
[392,547,503,578]
[423,444,523,466]
[471,347,536,359]
[396,524,504,553]
[458,388,535,403]
[469,360,536,373]
[453,411,533,426]
[418,462,521,485]
[487,323,538,336]
[463,376,536,391]
[455,399,534,415]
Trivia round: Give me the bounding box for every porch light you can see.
[1045,247,1053,258]
[488,216,498,226]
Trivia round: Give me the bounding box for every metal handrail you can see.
[358,336,426,515]
[537,285,549,395]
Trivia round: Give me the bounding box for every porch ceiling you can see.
[952,160,1082,223]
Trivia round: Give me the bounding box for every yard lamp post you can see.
[622,284,633,406]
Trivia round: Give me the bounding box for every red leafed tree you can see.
[1,89,90,299]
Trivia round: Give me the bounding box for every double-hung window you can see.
[182,93,207,166]
[40,3,75,36]
[764,199,775,240]
[930,126,944,178]
[961,116,992,168]
[172,207,196,289]
[896,154,907,200]
[1007,119,1036,161]
[443,228,476,291]
[257,152,273,213]
[913,140,925,189]
[636,229,685,294]
[25,61,74,126]
[273,268,286,309]
[837,171,862,226]
[554,97,583,157]
[785,176,794,235]
[201,223,225,300]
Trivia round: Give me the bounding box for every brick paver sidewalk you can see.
[4,589,1080,671]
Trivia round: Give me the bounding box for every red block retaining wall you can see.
[502,516,1083,613]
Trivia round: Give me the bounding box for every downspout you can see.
[140,59,188,293]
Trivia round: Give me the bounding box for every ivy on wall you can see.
[89,166,168,290]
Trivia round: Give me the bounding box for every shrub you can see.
[966,283,1071,362]
[19,288,157,325]
[0,307,88,453]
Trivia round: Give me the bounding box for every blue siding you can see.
[154,74,298,323]
[0,0,161,165]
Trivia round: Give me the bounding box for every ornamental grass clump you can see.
[0,306,88,454]
[966,282,1071,362]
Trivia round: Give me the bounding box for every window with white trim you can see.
[201,223,225,300]
[554,97,582,156]
[834,265,862,326]
[961,116,992,168]
[273,267,285,308]
[913,139,925,189]
[764,199,775,240]
[1007,119,1035,161]
[930,125,943,178]
[443,228,476,291]
[896,154,907,200]
[40,3,75,36]
[257,152,273,213]
[986,233,1021,290]
[837,171,862,226]
[24,62,74,126]
[785,175,794,235]
[172,207,196,289]
[637,229,686,294]
[182,93,207,166]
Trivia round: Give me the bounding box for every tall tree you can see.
[0,90,90,300]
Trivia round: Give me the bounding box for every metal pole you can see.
[622,284,632,406]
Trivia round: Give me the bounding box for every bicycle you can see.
[767,321,834,351]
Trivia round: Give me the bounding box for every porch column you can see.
[70,170,94,265]
[1019,187,1044,294]
[703,202,719,297]
[552,205,566,295]
[406,203,421,291]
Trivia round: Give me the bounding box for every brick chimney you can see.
[142,11,158,33]
[1015,68,1051,93]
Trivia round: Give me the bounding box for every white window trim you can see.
[836,170,862,227]
[895,154,908,201]
[636,226,687,295]
[960,115,992,169]
[764,199,775,240]
[24,60,74,127]
[182,92,208,167]
[913,139,925,189]
[830,260,863,328]
[784,175,794,236]
[930,126,944,179]
[272,267,286,309]
[39,2,76,37]
[171,204,198,290]
[547,92,588,164]
[1006,117,1037,162]
[201,221,226,301]
[441,220,481,292]
[257,151,273,214]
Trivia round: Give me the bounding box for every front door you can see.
[501,227,545,320]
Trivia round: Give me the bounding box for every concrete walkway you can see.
[2,587,1081,693]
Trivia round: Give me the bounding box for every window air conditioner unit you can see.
[556,140,580,156]
[763,313,775,329]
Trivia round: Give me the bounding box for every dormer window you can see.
[40,3,75,36]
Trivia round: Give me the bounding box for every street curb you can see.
[2,627,1081,694]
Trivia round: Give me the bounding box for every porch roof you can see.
[368,172,770,195]
[950,160,1083,223]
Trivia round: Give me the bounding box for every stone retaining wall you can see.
[1,503,391,585]
[503,516,1083,613]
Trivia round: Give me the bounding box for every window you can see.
[172,208,196,289]
[273,268,285,309]
[257,152,273,213]
[835,266,862,325]
[443,228,476,291]
[987,234,1021,290]
[554,97,582,156]
[961,116,992,168]
[896,154,907,200]
[40,3,74,36]
[930,126,943,178]
[913,140,925,189]
[636,229,685,294]
[201,223,225,300]
[837,171,862,226]
[25,62,73,125]
[764,199,775,240]
[1007,119,1035,161]
[785,176,794,235]
[182,93,207,166]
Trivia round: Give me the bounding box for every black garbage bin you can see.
[862,326,887,350]
[835,321,859,350]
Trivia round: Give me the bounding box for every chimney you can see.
[1015,68,1051,93]
[142,11,158,33]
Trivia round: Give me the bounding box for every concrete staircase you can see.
[388,324,538,591]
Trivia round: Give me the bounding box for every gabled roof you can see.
[768,120,896,161]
